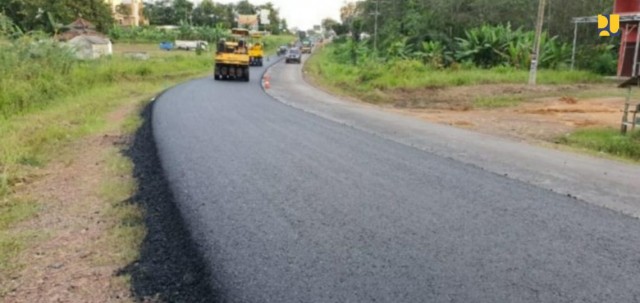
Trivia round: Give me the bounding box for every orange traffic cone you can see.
[263,74,271,89]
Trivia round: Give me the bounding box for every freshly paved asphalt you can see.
[152,57,640,302]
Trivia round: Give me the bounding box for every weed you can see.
[0,197,40,283]
[559,129,640,161]
[96,150,145,267]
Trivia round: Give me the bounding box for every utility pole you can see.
[529,0,547,85]
[374,0,380,52]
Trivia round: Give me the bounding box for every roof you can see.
[65,18,96,30]
[59,18,106,42]
[237,15,258,26]
[619,76,640,88]
[573,14,640,24]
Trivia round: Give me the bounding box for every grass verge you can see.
[558,128,640,162]
[97,136,145,291]
[0,198,39,275]
[306,44,603,94]
[0,42,212,293]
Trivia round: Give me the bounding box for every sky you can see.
[199,0,344,30]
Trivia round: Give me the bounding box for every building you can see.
[59,18,113,59]
[59,18,106,41]
[68,35,113,59]
[106,0,147,27]
[237,15,259,31]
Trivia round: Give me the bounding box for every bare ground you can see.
[2,108,137,303]
[380,84,627,142]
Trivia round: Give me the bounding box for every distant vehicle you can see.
[301,40,312,54]
[248,32,264,66]
[175,40,208,51]
[277,45,288,56]
[159,41,174,51]
[285,48,302,64]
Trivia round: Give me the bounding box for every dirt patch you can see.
[389,84,589,110]
[3,135,133,303]
[2,101,215,302]
[386,90,627,142]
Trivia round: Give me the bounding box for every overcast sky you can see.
[198,0,344,30]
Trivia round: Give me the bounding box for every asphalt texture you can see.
[151,57,640,302]
[268,57,640,218]
[121,103,215,302]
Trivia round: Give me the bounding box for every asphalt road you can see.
[152,57,640,302]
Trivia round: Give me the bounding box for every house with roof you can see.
[59,18,112,59]
[237,15,259,31]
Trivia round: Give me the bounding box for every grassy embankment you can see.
[558,128,640,161]
[0,34,293,291]
[305,44,603,103]
[305,44,640,161]
[0,41,208,290]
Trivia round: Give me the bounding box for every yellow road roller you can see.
[214,28,251,81]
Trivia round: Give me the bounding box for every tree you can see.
[143,0,175,25]
[116,4,131,16]
[192,0,216,26]
[0,0,114,33]
[236,0,255,15]
[172,0,193,24]
[321,18,339,32]
[280,19,289,33]
[257,2,282,34]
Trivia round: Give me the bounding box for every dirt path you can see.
[387,94,626,142]
[2,106,139,303]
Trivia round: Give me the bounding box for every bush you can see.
[455,24,571,69]
[109,24,228,43]
[0,31,212,119]
[577,44,617,75]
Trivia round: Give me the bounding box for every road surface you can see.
[151,56,640,302]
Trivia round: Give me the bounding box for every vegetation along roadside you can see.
[305,21,638,162]
[0,11,292,300]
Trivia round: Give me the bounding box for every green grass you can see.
[263,35,296,55]
[473,96,524,109]
[0,197,41,284]
[0,39,223,288]
[559,128,640,161]
[97,148,145,267]
[306,44,604,95]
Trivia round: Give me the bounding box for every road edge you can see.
[120,99,218,302]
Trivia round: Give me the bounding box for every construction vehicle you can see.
[214,28,250,81]
[248,32,264,66]
[301,40,312,54]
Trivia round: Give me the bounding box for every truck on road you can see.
[301,40,312,54]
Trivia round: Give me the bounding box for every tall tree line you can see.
[334,0,613,47]
[0,0,286,34]
[0,0,113,32]
[144,0,286,34]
